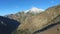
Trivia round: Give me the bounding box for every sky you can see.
[0,0,60,16]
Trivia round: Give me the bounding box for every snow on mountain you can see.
[25,7,44,13]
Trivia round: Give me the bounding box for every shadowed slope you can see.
[0,16,20,34]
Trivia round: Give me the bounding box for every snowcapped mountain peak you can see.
[25,7,44,13]
[30,7,40,11]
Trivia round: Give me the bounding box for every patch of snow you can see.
[25,7,44,13]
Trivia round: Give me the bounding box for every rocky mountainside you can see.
[16,5,60,34]
[3,4,60,34]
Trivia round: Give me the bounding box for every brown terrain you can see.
[33,15,60,34]
[38,24,60,34]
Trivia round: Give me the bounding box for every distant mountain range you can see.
[5,7,44,23]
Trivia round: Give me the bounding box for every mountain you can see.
[18,5,60,34]
[4,4,60,34]
[6,7,44,23]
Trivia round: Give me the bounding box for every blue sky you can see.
[0,0,60,16]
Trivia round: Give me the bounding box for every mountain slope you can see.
[19,5,60,34]
[33,15,60,34]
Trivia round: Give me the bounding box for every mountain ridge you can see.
[18,4,60,34]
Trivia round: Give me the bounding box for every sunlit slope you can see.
[19,5,60,33]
